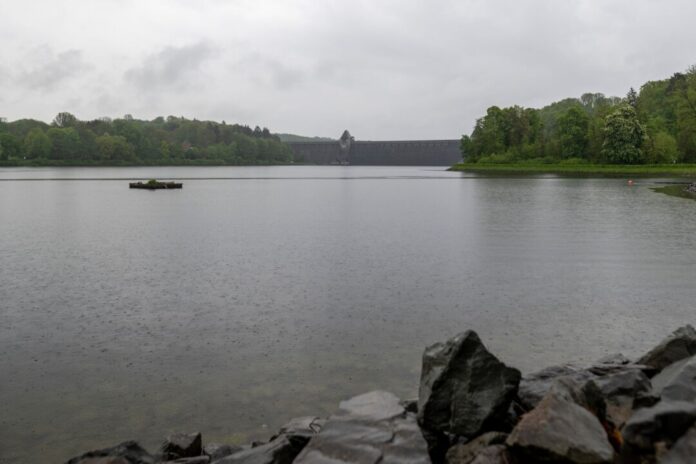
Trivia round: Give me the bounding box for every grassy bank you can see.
[449,162,696,177]
[651,185,696,201]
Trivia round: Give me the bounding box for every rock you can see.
[294,391,429,464]
[65,441,156,464]
[686,183,696,194]
[445,432,508,464]
[400,398,419,414]
[213,435,306,464]
[339,390,405,421]
[622,400,696,451]
[204,444,241,461]
[638,325,696,373]
[517,364,595,411]
[164,458,210,464]
[274,416,324,440]
[651,356,696,402]
[162,433,203,461]
[417,331,521,440]
[469,445,508,464]
[594,368,652,399]
[596,353,631,365]
[506,392,614,463]
[660,425,696,463]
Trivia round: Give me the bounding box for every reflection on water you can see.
[1,166,695,462]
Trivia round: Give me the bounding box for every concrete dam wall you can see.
[288,131,462,166]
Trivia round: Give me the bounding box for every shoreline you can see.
[66,326,696,464]
[449,162,696,177]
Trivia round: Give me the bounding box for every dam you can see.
[288,130,462,166]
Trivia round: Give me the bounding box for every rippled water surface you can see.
[1,166,695,462]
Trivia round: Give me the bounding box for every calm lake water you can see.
[1,166,695,462]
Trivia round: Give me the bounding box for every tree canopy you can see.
[461,65,696,164]
[0,114,295,166]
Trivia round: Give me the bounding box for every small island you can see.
[129,179,183,190]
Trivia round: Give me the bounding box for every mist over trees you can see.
[0,114,294,165]
[461,66,696,164]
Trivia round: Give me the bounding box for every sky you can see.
[1,0,695,140]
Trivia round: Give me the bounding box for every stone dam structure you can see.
[287,130,462,166]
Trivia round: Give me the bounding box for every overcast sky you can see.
[1,0,695,139]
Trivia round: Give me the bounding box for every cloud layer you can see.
[1,0,695,139]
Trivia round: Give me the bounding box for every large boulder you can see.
[517,364,595,411]
[469,446,508,464]
[162,433,203,461]
[65,441,156,464]
[651,356,696,403]
[638,325,696,373]
[622,400,696,451]
[417,331,521,440]
[506,392,614,463]
[445,432,508,464]
[294,391,429,464]
[204,444,242,462]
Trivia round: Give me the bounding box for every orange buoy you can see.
[627,180,634,186]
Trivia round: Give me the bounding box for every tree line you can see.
[0,113,295,165]
[461,65,696,164]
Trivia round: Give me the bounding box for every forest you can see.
[0,114,294,166]
[461,66,696,164]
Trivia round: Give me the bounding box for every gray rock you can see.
[638,325,696,373]
[162,433,203,461]
[445,432,508,464]
[204,444,241,461]
[506,392,614,463]
[593,368,651,399]
[417,331,521,439]
[622,400,696,451]
[275,416,324,440]
[596,353,631,365]
[470,445,508,464]
[164,458,210,464]
[65,441,156,464]
[339,390,405,422]
[517,364,595,411]
[660,425,696,463]
[651,356,696,402]
[294,391,429,464]
[213,435,306,464]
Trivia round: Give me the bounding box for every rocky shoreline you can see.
[67,326,696,464]
[685,183,696,194]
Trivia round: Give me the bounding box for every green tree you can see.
[47,127,81,160]
[96,134,135,161]
[557,106,589,159]
[602,106,647,164]
[52,112,78,128]
[0,133,22,159]
[24,128,52,159]
[647,131,679,163]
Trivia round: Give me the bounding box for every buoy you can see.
[627,180,634,186]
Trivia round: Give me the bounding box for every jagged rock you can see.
[400,398,419,414]
[506,392,614,463]
[660,425,696,463]
[445,432,508,464]
[622,400,696,451]
[162,433,203,460]
[470,446,508,464]
[517,364,595,411]
[417,331,521,440]
[213,435,306,464]
[65,441,156,464]
[204,444,241,461]
[638,325,696,373]
[593,368,651,399]
[651,356,696,402]
[293,391,429,464]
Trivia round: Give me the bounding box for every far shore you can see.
[449,162,696,177]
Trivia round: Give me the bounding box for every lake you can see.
[1,166,695,462]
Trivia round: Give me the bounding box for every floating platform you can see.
[129,181,182,190]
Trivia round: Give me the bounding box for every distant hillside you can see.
[276,133,335,143]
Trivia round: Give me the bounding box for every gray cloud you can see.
[18,49,90,91]
[1,0,696,138]
[124,42,217,90]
